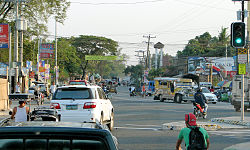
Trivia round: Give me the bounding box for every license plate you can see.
[66,105,78,110]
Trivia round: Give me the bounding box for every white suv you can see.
[50,85,114,131]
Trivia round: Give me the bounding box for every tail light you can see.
[83,102,97,109]
[51,103,61,109]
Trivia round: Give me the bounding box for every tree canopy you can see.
[71,35,119,78]
[177,27,235,58]
[0,0,70,36]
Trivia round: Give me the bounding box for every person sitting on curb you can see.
[176,113,210,150]
[11,101,30,122]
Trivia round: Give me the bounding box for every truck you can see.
[231,75,250,112]
[153,77,197,103]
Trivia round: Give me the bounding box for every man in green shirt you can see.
[176,113,210,150]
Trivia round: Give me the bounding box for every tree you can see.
[124,65,143,87]
[0,0,70,36]
[72,35,119,79]
[56,38,81,79]
[177,27,235,58]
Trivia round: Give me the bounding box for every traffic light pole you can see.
[241,0,245,121]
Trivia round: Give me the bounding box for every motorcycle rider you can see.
[194,87,208,118]
[129,85,136,96]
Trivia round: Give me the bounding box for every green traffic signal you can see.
[231,22,245,48]
[235,37,242,44]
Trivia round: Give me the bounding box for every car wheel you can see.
[176,94,182,103]
[107,112,114,131]
[58,115,61,122]
[159,95,164,102]
[212,102,216,104]
[100,114,104,124]
[235,107,240,112]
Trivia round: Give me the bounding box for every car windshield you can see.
[39,85,46,91]
[202,88,211,93]
[53,88,93,100]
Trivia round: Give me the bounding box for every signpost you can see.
[237,48,248,121]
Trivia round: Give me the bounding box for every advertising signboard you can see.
[29,71,35,78]
[188,57,236,77]
[85,55,123,60]
[45,64,50,79]
[0,24,9,48]
[40,43,54,59]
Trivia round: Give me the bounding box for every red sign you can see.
[0,24,9,48]
[29,71,35,78]
[40,43,54,59]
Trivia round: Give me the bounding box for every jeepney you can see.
[153,77,196,103]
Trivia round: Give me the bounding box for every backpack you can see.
[187,127,206,150]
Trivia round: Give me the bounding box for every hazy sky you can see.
[48,0,242,66]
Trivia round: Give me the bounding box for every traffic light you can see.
[231,22,245,48]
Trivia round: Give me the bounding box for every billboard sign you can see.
[40,43,54,59]
[0,24,9,48]
[45,64,50,79]
[188,57,236,77]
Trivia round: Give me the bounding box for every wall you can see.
[0,79,8,110]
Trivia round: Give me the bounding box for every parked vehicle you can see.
[153,77,196,103]
[50,85,114,131]
[0,121,118,150]
[231,75,250,111]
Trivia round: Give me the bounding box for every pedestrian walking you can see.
[15,82,21,93]
[142,84,146,98]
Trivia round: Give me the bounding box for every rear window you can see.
[69,81,86,85]
[53,88,94,100]
[0,138,108,150]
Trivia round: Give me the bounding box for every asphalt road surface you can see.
[112,86,250,150]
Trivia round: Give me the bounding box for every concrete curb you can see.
[162,121,221,131]
[211,118,250,127]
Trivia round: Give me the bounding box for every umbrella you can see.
[217,81,225,87]
[222,81,232,88]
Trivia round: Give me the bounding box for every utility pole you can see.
[14,0,19,93]
[225,44,227,78]
[55,18,58,85]
[143,35,156,70]
[135,50,146,83]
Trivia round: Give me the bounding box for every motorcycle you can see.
[193,102,207,119]
[130,90,136,97]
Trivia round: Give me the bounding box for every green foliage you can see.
[57,38,81,78]
[147,68,165,80]
[124,65,143,87]
[71,35,119,78]
[0,0,70,36]
[177,27,235,58]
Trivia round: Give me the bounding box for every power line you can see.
[70,0,166,5]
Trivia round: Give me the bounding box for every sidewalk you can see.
[162,116,250,131]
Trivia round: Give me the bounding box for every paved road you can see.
[112,86,250,150]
